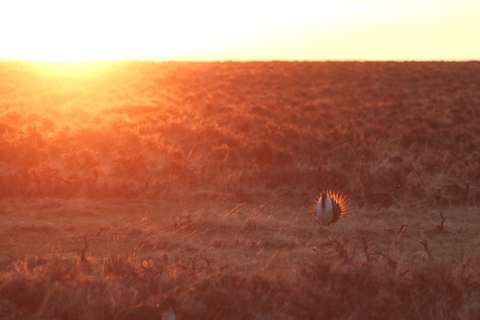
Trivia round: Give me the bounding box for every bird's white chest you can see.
[316,197,334,226]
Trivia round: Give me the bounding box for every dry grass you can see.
[1,197,480,319]
[1,61,480,318]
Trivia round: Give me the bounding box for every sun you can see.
[30,61,112,78]
[0,1,161,62]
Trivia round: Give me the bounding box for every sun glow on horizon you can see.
[1,0,479,62]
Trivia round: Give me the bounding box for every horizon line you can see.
[1,58,479,63]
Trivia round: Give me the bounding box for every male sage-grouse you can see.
[314,190,349,226]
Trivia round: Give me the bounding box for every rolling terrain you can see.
[0,61,480,319]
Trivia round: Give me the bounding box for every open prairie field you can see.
[1,61,480,319]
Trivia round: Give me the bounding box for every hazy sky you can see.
[0,0,479,61]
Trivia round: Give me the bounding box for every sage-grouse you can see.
[314,190,349,226]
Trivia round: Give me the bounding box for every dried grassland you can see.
[0,61,480,319]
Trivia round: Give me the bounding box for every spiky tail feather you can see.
[313,190,350,222]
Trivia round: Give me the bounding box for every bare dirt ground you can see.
[1,197,479,268]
